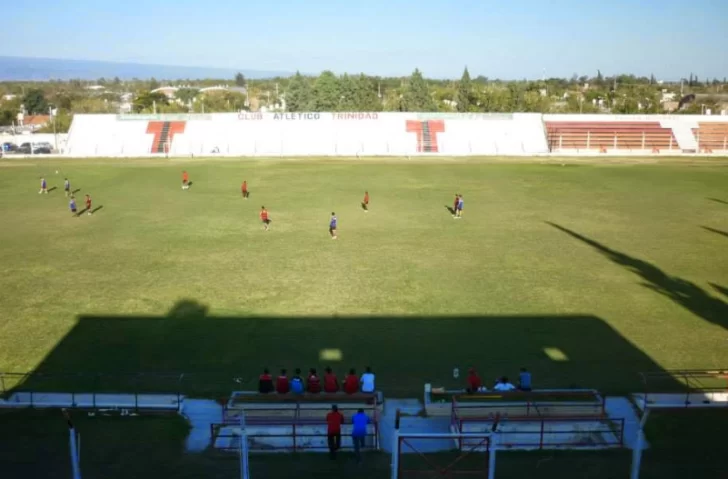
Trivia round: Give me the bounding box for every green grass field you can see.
[1,156,728,478]
[1,157,727,396]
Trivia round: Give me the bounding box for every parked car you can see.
[18,142,52,154]
[2,142,18,153]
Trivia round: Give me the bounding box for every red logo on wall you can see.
[146,121,186,153]
[406,120,445,153]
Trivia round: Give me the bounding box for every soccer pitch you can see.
[0,157,727,397]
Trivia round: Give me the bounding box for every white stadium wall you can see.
[63,112,728,157]
[64,112,549,157]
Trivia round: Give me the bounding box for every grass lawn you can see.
[0,157,727,399]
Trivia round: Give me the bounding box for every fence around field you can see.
[0,371,255,410]
[212,403,380,452]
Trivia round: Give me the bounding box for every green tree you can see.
[310,71,341,111]
[337,74,356,111]
[22,89,49,114]
[175,88,199,105]
[132,91,168,113]
[149,78,160,90]
[456,67,472,112]
[353,74,381,111]
[285,72,312,112]
[402,68,436,112]
[235,72,246,87]
[0,108,15,126]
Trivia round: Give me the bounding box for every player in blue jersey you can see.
[39,177,48,194]
[455,195,464,219]
[329,212,338,239]
[69,196,77,216]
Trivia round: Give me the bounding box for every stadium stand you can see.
[545,121,676,153]
[693,122,728,153]
[64,112,550,156]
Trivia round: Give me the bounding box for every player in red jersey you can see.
[466,367,483,394]
[326,405,344,459]
[362,191,369,212]
[307,368,322,393]
[84,194,92,215]
[260,206,270,231]
[324,367,339,393]
[258,368,274,394]
[276,369,290,394]
[241,180,249,199]
[182,171,189,190]
[343,368,359,394]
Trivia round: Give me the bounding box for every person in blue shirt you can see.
[329,212,338,240]
[351,408,369,463]
[69,196,77,216]
[39,177,47,194]
[290,368,305,394]
[518,367,532,392]
[455,195,464,219]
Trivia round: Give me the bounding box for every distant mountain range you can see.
[0,56,293,81]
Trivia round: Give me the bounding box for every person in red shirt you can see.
[307,368,321,393]
[324,367,339,393]
[362,191,369,212]
[452,193,459,216]
[182,171,190,190]
[276,369,289,394]
[241,180,249,199]
[343,368,359,395]
[466,367,482,394]
[260,206,270,231]
[258,368,274,394]
[326,405,344,459]
[84,194,92,216]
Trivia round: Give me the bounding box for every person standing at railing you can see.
[326,405,344,459]
[351,408,370,464]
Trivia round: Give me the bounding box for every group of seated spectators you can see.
[258,367,376,395]
[466,367,532,393]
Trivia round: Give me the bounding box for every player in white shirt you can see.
[360,367,376,393]
[493,376,516,391]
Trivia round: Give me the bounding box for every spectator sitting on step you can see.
[360,366,376,394]
[324,367,340,393]
[344,368,359,394]
[307,368,322,393]
[466,367,483,394]
[518,367,532,392]
[493,376,516,392]
[290,368,305,394]
[276,369,290,394]
[258,368,274,394]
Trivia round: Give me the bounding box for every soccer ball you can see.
[55,170,59,174]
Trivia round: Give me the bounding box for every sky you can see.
[1,0,726,80]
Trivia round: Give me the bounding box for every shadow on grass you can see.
[709,283,728,299]
[547,222,728,332]
[91,205,103,214]
[445,205,455,215]
[72,188,81,194]
[47,186,57,193]
[4,300,678,398]
[701,225,728,239]
[707,197,728,206]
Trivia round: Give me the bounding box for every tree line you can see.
[1,68,725,133]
